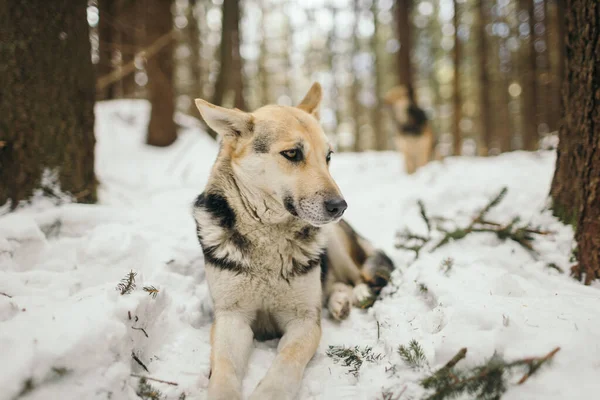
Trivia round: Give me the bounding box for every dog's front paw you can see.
[352,283,373,306]
[207,379,242,400]
[328,291,351,320]
[249,384,293,400]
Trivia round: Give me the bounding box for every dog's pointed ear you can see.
[297,82,322,119]
[194,99,254,138]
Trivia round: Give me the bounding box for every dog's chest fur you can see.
[193,191,326,335]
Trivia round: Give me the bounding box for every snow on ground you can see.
[1,100,599,400]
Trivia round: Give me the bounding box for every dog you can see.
[384,85,434,174]
[192,82,394,400]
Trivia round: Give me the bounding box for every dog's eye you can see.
[326,150,333,164]
[280,149,303,162]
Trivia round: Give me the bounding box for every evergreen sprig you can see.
[420,346,560,400]
[136,377,164,400]
[398,340,429,370]
[143,286,160,299]
[116,270,137,295]
[327,345,383,376]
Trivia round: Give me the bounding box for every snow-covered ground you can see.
[1,100,599,400]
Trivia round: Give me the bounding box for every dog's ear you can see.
[195,99,254,138]
[297,82,322,119]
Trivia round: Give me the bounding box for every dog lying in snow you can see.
[192,82,394,400]
[384,85,434,174]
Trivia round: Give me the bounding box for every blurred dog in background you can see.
[384,85,434,174]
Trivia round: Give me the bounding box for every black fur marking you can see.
[284,196,298,217]
[200,242,246,274]
[199,192,236,229]
[253,135,271,153]
[229,230,250,251]
[320,249,329,283]
[295,226,319,242]
[398,104,428,136]
[291,254,322,276]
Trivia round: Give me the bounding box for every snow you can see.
[1,99,599,400]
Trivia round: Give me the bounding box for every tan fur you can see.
[194,83,393,400]
[384,85,434,174]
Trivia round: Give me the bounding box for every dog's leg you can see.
[208,313,254,400]
[249,319,321,400]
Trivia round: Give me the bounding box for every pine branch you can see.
[143,286,159,299]
[136,377,165,400]
[117,270,137,295]
[327,345,383,376]
[131,374,178,386]
[420,346,560,400]
[398,339,429,370]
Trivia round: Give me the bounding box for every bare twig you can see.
[0,292,12,298]
[132,327,149,338]
[131,374,178,386]
[131,352,149,372]
[517,347,560,384]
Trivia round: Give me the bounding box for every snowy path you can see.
[1,101,599,400]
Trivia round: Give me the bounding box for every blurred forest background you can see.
[91,0,566,155]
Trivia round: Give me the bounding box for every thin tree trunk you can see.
[550,0,600,284]
[352,0,362,152]
[116,0,138,97]
[395,0,414,101]
[371,0,385,151]
[188,0,203,118]
[0,0,96,207]
[212,0,245,110]
[98,0,116,100]
[520,0,539,150]
[145,0,177,147]
[452,0,462,155]
[477,0,492,156]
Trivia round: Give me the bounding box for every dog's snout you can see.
[324,198,347,218]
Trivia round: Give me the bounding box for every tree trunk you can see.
[116,0,139,97]
[145,0,177,147]
[520,0,539,151]
[98,0,116,100]
[477,0,492,156]
[452,0,462,155]
[394,0,415,101]
[212,0,245,110]
[0,0,96,208]
[352,0,362,152]
[187,0,203,118]
[550,0,600,284]
[371,0,386,151]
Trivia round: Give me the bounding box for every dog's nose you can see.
[324,198,348,218]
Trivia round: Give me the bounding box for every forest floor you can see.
[1,100,600,400]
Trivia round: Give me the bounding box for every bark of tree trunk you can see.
[0,0,97,208]
[477,0,492,156]
[452,0,462,155]
[352,0,362,152]
[116,0,138,97]
[98,0,116,100]
[371,0,386,151]
[395,0,415,101]
[520,0,539,151]
[145,0,177,147]
[550,0,600,284]
[212,0,245,109]
[187,0,203,119]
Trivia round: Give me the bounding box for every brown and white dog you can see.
[384,85,434,174]
[192,83,394,400]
